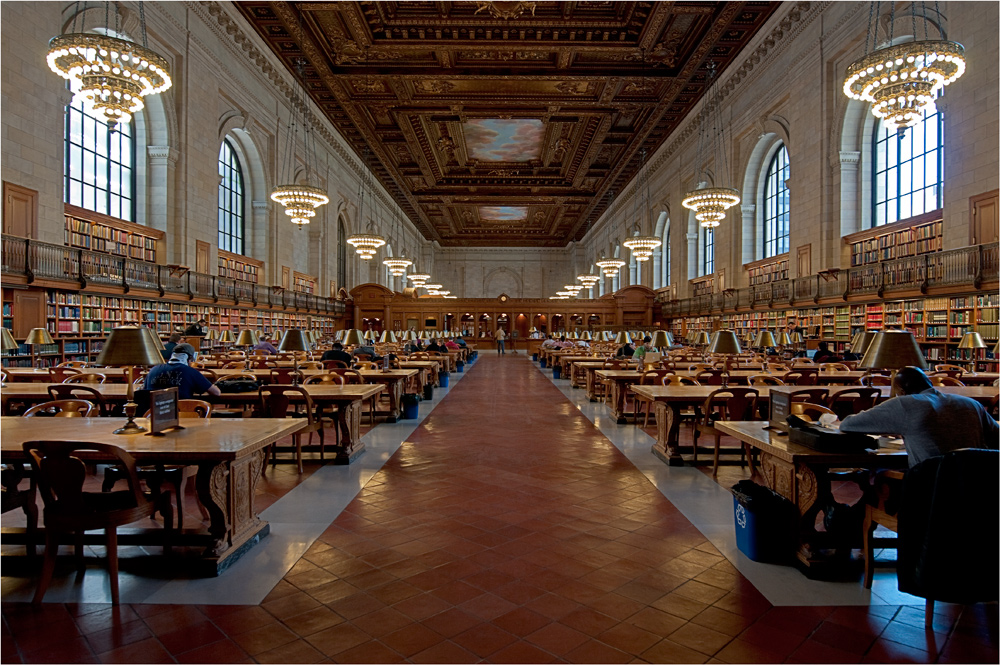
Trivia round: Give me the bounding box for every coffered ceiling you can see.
[235,1,779,247]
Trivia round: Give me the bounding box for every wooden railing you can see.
[1,235,347,316]
[658,243,998,316]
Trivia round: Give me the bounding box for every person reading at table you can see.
[145,343,222,400]
[321,342,352,364]
[812,341,838,364]
[445,337,461,351]
[253,335,279,355]
[183,319,208,337]
[616,341,635,358]
[839,366,998,467]
[426,338,444,353]
[161,332,182,360]
[541,335,559,349]
[633,336,652,362]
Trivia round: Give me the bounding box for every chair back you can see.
[701,388,759,424]
[23,400,97,418]
[929,375,966,387]
[696,369,729,386]
[663,374,700,386]
[299,361,323,370]
[304,373,346,386]
[23,441,146,513]
[931,369,963,379]
[602,360,627,369]
[327,369,364,385]
[258,386,315,423]
[142,399,212,419]
[268,368,304,385]
[64,372,107,384]
[48,367,81,382]
[639,369,671,385]
[827,387,880,419]
[862,373,892,387]
[47,384,108,415]
[57,361,90,369]
[790,402,836,422]
[785,368,819,385]
[221,361,246,369]
[819,363,851,373]
[749,374,785,386]
[323,360,349,369]
[353,362,379,370]
[787,388,830,405]
[198,368,218,383]
[354,353,374,362]
[933,364,966,375]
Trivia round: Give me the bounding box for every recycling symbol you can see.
[736,504,747,529]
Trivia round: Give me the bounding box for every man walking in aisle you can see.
[496,327,506,355]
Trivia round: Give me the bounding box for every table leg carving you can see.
[336,400,363,461]
[586,371,597,401]
[386,379,403,422]
[197,461,230,557]
[607,382,627,423]
[651,402,684,466]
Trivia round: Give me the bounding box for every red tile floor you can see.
[2,354,996,663]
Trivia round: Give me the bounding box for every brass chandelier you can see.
[596,257,626,277]
[346,145,386,259]
[47,2,172,129]
[843,2,965,132]
[682,63,740,229]
[622,150,661,261]
[382,210,412,276]
[577,273,600,288]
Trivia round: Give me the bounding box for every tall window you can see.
[702,229,715,275]
[337,219,347,290]
[873,106,943,226]
[661,222,671,286]
[762,144,790,257]
[217,140,244,254]
[65,97,134,220]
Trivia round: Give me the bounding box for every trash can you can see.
[731,480,797,563]
[440,373,450,388]
[540,358,547,368]
[532,353,538,362]
[456,361,464,373]
[401,394,419,419]
[422,384,434,401]
[552,365,561,380]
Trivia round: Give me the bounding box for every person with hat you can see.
[144,343,221,400]
[253,334,278,355]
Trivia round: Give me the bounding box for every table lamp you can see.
[236,329,259,370]
[859,330,928,395]
[851,330,879,356]
[342,329,365,348]
[379,330,398,343]
[364,329,376,342]
[650,330,672,351]
[707,330,741,378]
[694,331,711,346]
[790,331,804,354]
[278,329,311,385]
[581,330,592,341]
[614,331,632,346]
[752,330,776,350]
[218,330,236,344]
[958,331,986,373]
[24,328,54,370]
[2,327,18,385]
[776,331,792,347]
[95,326,164,434]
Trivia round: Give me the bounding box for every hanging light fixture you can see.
[382,208,413,277]
[407,271,430,287]
[556,291,577,297]
[622,148,661,262]
[596,257,626,277]
[47,2,172,130]
[271,53,329,226]
[577,273,600,289]
[421,284,443,291]
[843,2,965,133]
[345,145,386,258]
[563,285,583,296]
[682,62,740,229]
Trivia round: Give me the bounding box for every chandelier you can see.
[346,142,387,258]
[346,233,386,260]
[47,3,172,129]
[383,257,412,276]
[549,296,569,300]
[271,56,329,226]
[577,274,600,288]
[563,285,583,295]
[422,284,443,291]
[622,148,661,262]
[407,271,430,287]
[843,3,965,131]
[556,291,577,298]
[596,258,626,277]
[682,63,740,229]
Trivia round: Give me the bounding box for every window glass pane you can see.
[64,97,134,221]
[871,107,942,227]
[217,139,245,256]
[762,145,790,258]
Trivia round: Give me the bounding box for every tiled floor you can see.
[2,354,996,663]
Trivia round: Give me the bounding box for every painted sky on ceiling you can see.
[463,119,544,161]
[479,206,528,221]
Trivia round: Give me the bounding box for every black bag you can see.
[785,414,876,453]
[214,376,260,394]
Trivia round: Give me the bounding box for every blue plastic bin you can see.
[552,366,561,380]
[440,373,450,387]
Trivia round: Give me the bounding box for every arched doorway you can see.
[478,313,492,336]
[532,314,548,334]
[514,313,529,339]
[551,314,564,333]
[460,313,475,337]
[588,314,602,329]
[496,313,510,334]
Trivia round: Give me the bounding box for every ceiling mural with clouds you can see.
[463,119,545,162]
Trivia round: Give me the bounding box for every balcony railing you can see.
[661,243,998,317]
[1,235,346,316]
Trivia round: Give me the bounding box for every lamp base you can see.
[113,419,147,435]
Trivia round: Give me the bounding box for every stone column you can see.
[740,204,756,268]
[838,151,861,237]
[686,231,699,282]
[147,146,179,262]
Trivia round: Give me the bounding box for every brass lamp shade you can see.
[142,327,165,351]
[236,330,259,347]
[278,329,311,352]
[790,331,804,344]
[379,330,398,343]
[850,330,879,355]
[694,331,711,346]
[581,331,592,340]
[776,331,792,346]
[752,331,776,348]
[342,329,366,347]
[859,330,928,370]
[203,329,217,341]
[707,330,742,355]
[529,327,537,333]
[1,327,18,351]
[650,330,672,349]
[24,328,54,346]
[614,331,632,345]
[569,331,579,340]
[958,331,986,350]
[402,330,417,341]
[218,330,236,343]
[95,326,165,366]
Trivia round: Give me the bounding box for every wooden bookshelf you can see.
[845,209,943,267]
[218,249,262,283]
[745,254,789,286]
[690,275,714,297]
[64,204,164,263]
[293,272,317,294]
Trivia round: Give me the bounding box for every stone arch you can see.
[652,210,670,289]
[218,120,269,262]
[740,117,791,264]
[483,267,522,298]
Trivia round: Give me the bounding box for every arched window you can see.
[702,229,715,275]
[64,97,135,220]
[217,139,244,254]
[873,106,943,226]
[337,218,347,289]
[762,144,790,257]
[661,221,671,287]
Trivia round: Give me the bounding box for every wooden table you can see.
[0,416,305,575]
[630,384,999,467]
[1,383,383,463]
[714,420,906,577]
[398,360,441,389]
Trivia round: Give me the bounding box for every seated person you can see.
[161,332,182,360]
[144,343,221,400]
[426,339,444,353]
[352,344,383,362]
[321,342,353,364]
[183,318,208,337]
[633,336,653,361]
[616,342,635,358]
[555,336,573,349]
[575,339,590,349]
[445,338,461,350]
[840,366,999,467]
[540,335,559,349]
[253,335,279,355]
[812,341,838,364]
[454,336,468,348]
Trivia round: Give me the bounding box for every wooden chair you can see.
[268,368,305,385]
[23,400,97,418]
[47,384,110,417]
[23,440,173,605]
[787,388,830,406]
[323,360,349,369]
[299,361,323,370]
[57,361,90,369]
[64,372,107,385]
[353,362,379,370]
[931,369,964,379]
[789,402,836,421]
[749,374,785,386]
[863,469,903,590]
[304,374,345,443]
[827,388,881,419]
[929,374,966,387]
[2,462,38,556]
[632,370,672,427]
[247,358,277,369]
[767,363,790,372]
[257,386,324,473]
[198,368,218,383]
[862,374,892,387]
[785,368,819,385]
[693,388,759,476]
[221,361,247,369]
[48,367,81,383]
[819,363,851,372]
[327,370,376,424]
[304,373,346,386]
[933,364,966,374]
[696,369,729,386]
[662,374,700,386]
